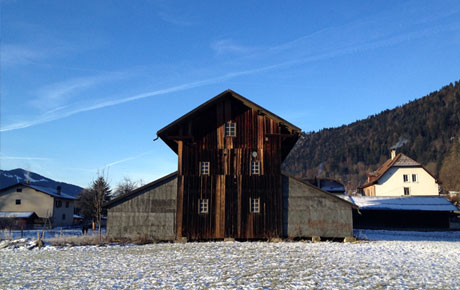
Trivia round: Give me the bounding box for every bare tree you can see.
[113,177,141,198]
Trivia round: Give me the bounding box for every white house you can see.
[0,183,76,227]
[360,150,440,197]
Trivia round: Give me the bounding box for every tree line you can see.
[282,81,460,192]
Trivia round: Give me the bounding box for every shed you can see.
[343,196,459,229]
[105,172,177,240]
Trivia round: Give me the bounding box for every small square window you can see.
[250,198,260,213]
[15,199,21,205]
[412,174,417,182]
[251,161,260,175]
[200,162,210,175]
[404,187,410,196]
[55,200,62,208]
[403,174,409,182]
[225,122,236,137]
[199,199,209,214]
[16,188,22,192]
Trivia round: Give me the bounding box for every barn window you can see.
[412,174,418,182]
[225,122,236,137]
[55,200,62,208]
[403,174,409,182]
[250,198,260,213]
[251,161,260,175]
[16,188,22,192]
[404,187,410,196]
[200,162,210,175]
[199,199,209,214]
[15,199,21,205]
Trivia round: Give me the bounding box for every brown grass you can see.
[46,234,158,247]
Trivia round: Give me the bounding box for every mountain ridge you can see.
[282,81,460,192]
[0,168,84,197]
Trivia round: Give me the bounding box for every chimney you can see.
[391,149,396,160]
[56,186,61,195]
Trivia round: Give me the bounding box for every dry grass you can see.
[46,234,158,247]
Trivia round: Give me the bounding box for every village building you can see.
[0,183,76,227]
[343,196,458,229]
[360,150,440,197]
[106,90,356,240]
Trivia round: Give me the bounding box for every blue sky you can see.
[1,0,460,188]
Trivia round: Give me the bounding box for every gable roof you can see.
[156,89,302,153]
[360,153,438,189]
[0,183,77,200]
[0,211,38,218]
[342,196,458,212]
[104,171,178,209]
[282,173,358,209]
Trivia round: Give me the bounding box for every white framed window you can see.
[200,162,210,175]
[412,174,418,182]
[250,197,260,213]
[403,174,409,182]
[199,199,209,214]
[251,161,260,175]
[404,187,410,196]
[225,122,236,137]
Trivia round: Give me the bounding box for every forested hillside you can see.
[282,81,460,192]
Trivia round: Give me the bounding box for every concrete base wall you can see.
[282,176,353,238]
[107,177,177,240]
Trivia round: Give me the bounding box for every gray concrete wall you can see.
[282,176,353,238]
[107,177,177,240]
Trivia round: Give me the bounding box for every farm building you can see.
[106,90,355,240]
[343,196,459,229]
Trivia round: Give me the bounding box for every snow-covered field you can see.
[1,234,460,289]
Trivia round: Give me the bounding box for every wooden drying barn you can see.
[106,90,355,240]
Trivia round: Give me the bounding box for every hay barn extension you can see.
[106,90,355,240]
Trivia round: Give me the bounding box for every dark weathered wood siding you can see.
[160,95,299,240]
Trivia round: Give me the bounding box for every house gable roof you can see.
[0,183,76,200]
[104,172,178,209]
[156,89,302,153]
[360,153,438,189]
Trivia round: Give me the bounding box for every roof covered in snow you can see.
[342,196,459,212]
[0,211,37,218]
[0,183,76,200]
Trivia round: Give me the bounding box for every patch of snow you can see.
[1,239,459,289]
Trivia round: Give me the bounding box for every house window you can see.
[62,214,66,220]
[251,161,260,175]
[225,122,236,137]
[200,162,210,175]
[403,174,409,182]
[65,201,70,208]
[199,199,209,214]
[16,188,22,192]
[404,187,410,196]
[55,200,62,208]
[15,199,21,205]
[412,174,418,182]
[250,198,260,213]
